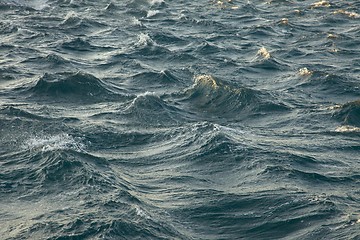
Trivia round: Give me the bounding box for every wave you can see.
[125,0,166,19]
[0,128,190,239]
[176,75,289,122]
[0,66,20,81]
[333,100,360,127]
[298,72,360,97]
[135,33,171,56]
[21,53,73,71]
[126,69,191,92]
[0,106,50,121]
[22,133,85,152]
[172,189,337,239]
[60,37,99,52]
[0,21,18,35]
[23,72,127,103]
[150,30,188,47]
[122,92,184,126]
[59,11,108,34]
[262,164,359,186]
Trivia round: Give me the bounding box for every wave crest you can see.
[333,100,360,127]
[26,72,125,103]
[180,75,289,120]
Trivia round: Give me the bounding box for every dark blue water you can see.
[1,0,360,239]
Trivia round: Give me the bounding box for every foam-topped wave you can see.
[123,92,184,126]
[248,47,291,72]
[22,133,85,152]
[134,33,171,56]
[178,75,289,121]
[127,68,191,92]
[59,11,108,34]
[25,72,127,103]
[130,70,181,85]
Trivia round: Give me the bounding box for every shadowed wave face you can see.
[1,0,360,239]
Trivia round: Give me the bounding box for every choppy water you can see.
[1,0,360,239]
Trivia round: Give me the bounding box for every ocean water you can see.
[1,0,360,239]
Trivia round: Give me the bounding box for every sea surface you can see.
[1,0,360,239]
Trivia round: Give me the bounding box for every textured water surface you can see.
[1,0,360,239]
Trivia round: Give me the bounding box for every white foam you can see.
[194,75,219,89]
[28,0,49,10]
[334,10,360,19]
[335,125,360,133]
[63,11,77,22]
[148,0,164,5]
[124,91,157,111]
[311,0,330,8]
[136,33,154,47]
[147,10,159,18]
[23,133,85,152]
[134,205,151,219]
[132,17,142,26]
[257,47,271,59]
[298,67,312,76]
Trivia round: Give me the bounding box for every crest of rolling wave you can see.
[175,74,290,122]
[16,71,131,104]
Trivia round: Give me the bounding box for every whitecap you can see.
[125,91,157,110]
[333,10,360,19]
[61,11,78,25]
[148,0,164,5]
[136,33,154,47]
[27,0,49,10]
[335,125,360,133]
[194,75,219,89]
[298,67,313,76]
[257,47,271,59]
[311,0,331,8]
[22,133,85,152]
[147,10,159,18]
[134,205,151,219]
[132,17,142,26]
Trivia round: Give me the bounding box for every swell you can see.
[171,190,339,240]
[0,130,189,239]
